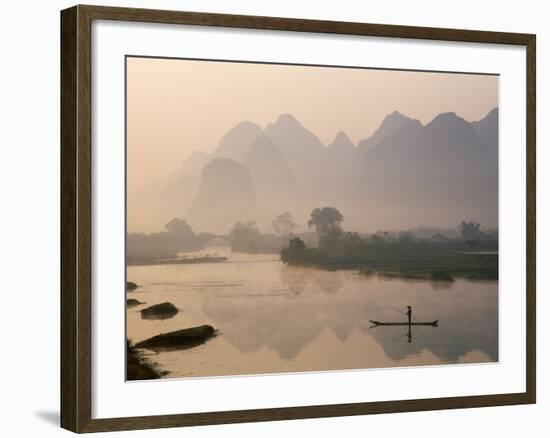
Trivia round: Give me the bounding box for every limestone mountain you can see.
[179,150,211,176]
[186,158,259,233]
[356,110,498,230]
[263,114,326,196]
[356,111,423,158]
[159,150,211,223]
[471,107,498,157]
[326,131,355,158]
[245,135,299,220]
[213,121,263,162]
[164,108,499,234]
[323,131,357,203]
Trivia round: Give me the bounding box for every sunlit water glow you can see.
[127,248,498,379]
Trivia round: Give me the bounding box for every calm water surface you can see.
[127,247,498,379]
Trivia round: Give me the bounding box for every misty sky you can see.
[126,56,498,194]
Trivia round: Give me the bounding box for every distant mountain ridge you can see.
[151,108,498,234]
[214,121,263,162]
[245,135,299,222]
[356,111,423,157]
[186,158,259,233]
[471,107,498,156]
[357,109,498,230]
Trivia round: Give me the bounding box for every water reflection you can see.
[200,266,497,363]
[126,249,498,378]
[430,280,454,291]
[279,266,345,295]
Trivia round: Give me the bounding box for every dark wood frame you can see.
[61,4,536,433]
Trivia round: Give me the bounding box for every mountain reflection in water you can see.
[126,249,498,379]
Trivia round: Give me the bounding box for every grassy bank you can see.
[283,238,498,281]
[126,340,164,380]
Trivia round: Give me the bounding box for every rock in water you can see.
[140,302,178,320]
[126,281,138,291]
[134,325,216,352]
[127,298,144,307]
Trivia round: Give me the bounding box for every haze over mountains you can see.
[137,108,498,234]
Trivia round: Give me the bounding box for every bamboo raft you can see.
[369,320,439,327]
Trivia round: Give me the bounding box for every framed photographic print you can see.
[60,4,536,433]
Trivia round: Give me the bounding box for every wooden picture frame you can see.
[61,4,536,433]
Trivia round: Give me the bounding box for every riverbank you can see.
[126,340,164,380]
[127,255,227,266]
[283,241,499,281]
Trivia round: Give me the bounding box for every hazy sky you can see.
[126,56,498,193]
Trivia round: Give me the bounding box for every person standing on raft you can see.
[406,306,412,325]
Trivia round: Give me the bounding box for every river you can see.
[126,247,498,379]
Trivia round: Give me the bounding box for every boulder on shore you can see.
[126,281,138,291]
[127,298,144,307]
[140,302,179,320]
[134,325,216,352]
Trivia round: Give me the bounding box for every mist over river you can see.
[127,248,498,379]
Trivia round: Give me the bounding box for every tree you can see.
[319,231,365,259]
[458,220,482,241]
[164,218,194,237]
[370,231,388,245]
[228,221,261,252]
[281,237,307,264]
[307,207,344,236]
[127,218,203,263]
[398,231,413,244]
[272,212,297,238]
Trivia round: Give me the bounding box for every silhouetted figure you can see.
[406,306,412,325]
